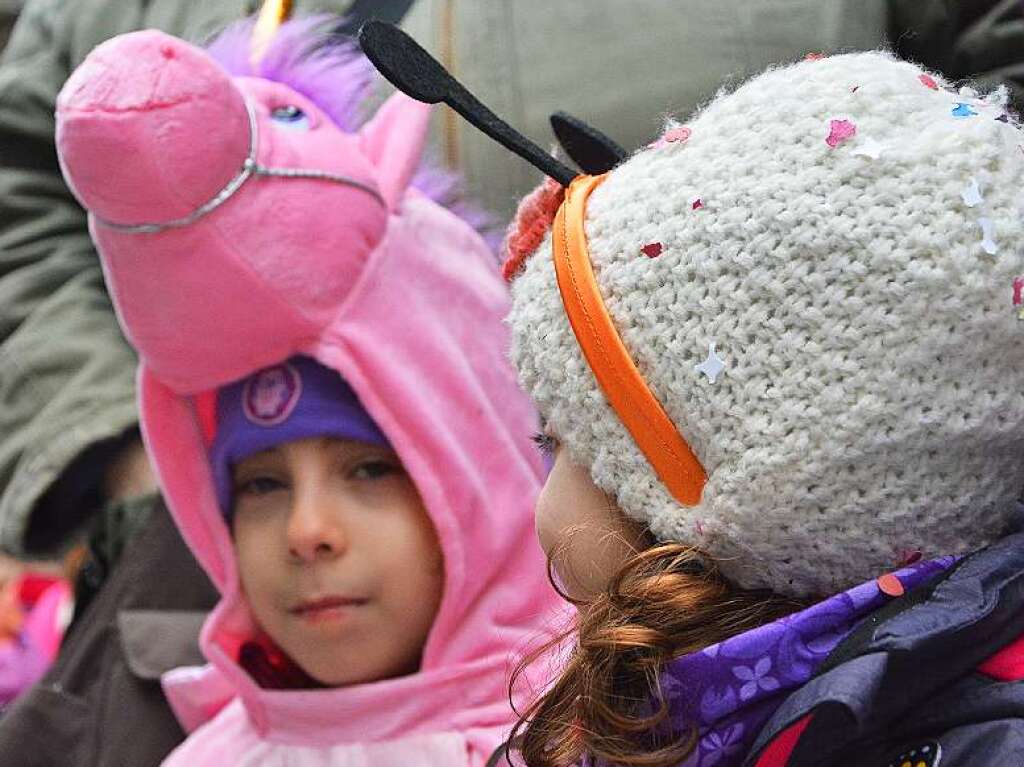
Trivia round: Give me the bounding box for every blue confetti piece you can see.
[952,103,978,118]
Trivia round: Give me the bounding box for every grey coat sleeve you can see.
[0,0,140,556]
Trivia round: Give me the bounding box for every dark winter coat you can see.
[747,531,1024,766]
[0,498,217,767]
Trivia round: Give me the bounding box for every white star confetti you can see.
[851,138,883,159]
[961,177,983,207]
[695,342,726,384]
[978,217,998,255]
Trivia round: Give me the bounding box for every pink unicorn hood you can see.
[55,19,560,763]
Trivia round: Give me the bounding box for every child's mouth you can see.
[290,595,368,623]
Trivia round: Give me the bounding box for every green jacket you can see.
[1,0,1023,557]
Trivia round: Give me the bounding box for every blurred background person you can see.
[404,0,1024,216]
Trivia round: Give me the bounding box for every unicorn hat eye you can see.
[270,104,309,131]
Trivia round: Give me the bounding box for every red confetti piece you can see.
[641,242,663,258]
[918,73,939,90]
[877,573,905,597]
[826,118,856,148]
[691,198,703,210]
[1013,276,1024,307]
[897,549,922,567]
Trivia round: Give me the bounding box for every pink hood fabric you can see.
[55,24,561,765]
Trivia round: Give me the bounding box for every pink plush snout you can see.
[56,30,250,227]
[55,26,433,393]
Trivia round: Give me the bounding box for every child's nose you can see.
[286,495,348,562]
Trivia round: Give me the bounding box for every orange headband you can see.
[552,174,706,505]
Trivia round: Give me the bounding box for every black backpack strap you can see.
[815,557,966,675]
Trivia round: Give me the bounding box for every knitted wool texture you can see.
[509,52,1024,597]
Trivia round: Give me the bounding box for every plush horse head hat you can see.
[56,11,559,757]
[363,25,1024,598]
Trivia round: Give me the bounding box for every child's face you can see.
[534,438,650,602]
[231,437,444,686]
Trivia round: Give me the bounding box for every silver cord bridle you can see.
[94,100,385,235]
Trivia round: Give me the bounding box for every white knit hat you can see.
[508,52,1024,597]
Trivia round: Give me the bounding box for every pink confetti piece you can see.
[919,73,939,90]
[648,126,691,149]
[691,198,704,210]
[826,118,856,148]
[664,126,691,143]
[641,242,663,258]
[804,52,825,61]
[694,520,706,537]
[1013,276,1024,307]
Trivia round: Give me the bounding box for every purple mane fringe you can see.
[206,16,500,253]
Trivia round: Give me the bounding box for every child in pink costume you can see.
[55,18,560,765]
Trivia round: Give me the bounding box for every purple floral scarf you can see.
[590,557,954,767]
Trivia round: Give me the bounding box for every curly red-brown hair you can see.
[508,544,810,767]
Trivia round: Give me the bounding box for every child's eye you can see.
[235,476,287,496]
[350,460,401,481]
[531,432,557,457]
[270,105,310,131]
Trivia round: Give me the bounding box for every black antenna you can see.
[358,21,577,186]
[549,111,628,175]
